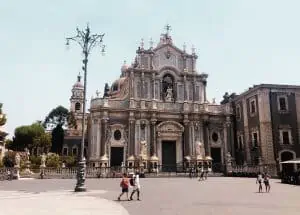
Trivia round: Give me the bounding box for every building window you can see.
[278,96,288,112]
[114,130,122,141]
[72,147,78,156]
[252,132,258,147]
[75,102,81,111]
[63,147,68,156]
[280,129,292,145]
[236,105,241,120]
[211,132,219,142]
[250,99,256,114]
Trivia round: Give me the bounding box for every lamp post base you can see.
[74,158,87,192]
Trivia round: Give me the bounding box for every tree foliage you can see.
[43,106,77,155]
[0,103,7,126]
[11,123,45,151]
[33,132,52,153]
[43,106,76,130]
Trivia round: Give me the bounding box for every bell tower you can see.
[70,74,84,113]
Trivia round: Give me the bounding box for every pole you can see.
[67,24,105,192]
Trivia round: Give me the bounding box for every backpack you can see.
[130,178,135,186]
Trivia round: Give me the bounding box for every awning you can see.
[280,158,300,164]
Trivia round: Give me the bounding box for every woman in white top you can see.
[130,172,141,201]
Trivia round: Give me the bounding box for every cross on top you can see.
[165,24,172,35]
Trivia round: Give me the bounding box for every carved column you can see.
[150,119,157,156]
[203,120,210,156]
[184,75,187,101]
[130,71,134,98]
[183,119,190,156]
[141,72,145,98]
[100,118,108,156]
[190,121,195,156]
[203,81,207,102]
[152,73,155,100]
[192,78,196,102]
[128,119,135,156]
[160,80,163,101]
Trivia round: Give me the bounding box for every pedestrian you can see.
[256,172,263,193]
[199,170,204,181]
[263,172,271,193]
[204,170,208,180]
[130,171,141,201]
[117,173,130,201]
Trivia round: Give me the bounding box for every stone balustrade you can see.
[90,98,232,114]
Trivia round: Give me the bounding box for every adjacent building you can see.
[230,84,300,172]
[0,103,8,161]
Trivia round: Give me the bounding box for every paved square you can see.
[0,177,299,215]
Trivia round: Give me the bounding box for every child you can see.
[118,173,130,201]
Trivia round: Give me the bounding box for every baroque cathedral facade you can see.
[85,29,234,170]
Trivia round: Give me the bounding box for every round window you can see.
[212,132,219,142]
[114,130,122,141]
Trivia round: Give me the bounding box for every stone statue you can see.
[15,153,20,167]
[196,141,205,158]
[24,148,30,161]
[226,152,232,163]
[140,140,147,158]
[40,153,46,168]
[165,86,173,102]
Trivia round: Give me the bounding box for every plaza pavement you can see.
[0,177,299,215]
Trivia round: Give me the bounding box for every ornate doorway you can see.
[110,147,124,167]
[156,121,184,170]
[161,140,177,172]
[211,147,222,172]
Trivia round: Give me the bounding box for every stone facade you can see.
[87,29,233,170]
[231,84,300,172]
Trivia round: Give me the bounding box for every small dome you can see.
[121,61,129,72]
[73,75,83,89]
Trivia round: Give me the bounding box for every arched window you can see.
[75,102,81,111]
[280,150,295,173]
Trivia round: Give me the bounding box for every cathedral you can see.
[84,28,234,171]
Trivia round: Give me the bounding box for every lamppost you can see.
[66,24,105,192]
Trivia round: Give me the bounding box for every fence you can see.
[230,164,278,178]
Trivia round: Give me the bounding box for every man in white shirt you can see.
[129,172,141,201]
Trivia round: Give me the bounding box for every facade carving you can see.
[87,26,232,169]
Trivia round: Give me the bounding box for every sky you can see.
[1,0,300,138]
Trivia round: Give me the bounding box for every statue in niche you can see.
[196,141,205,158]
[165,87,173,102]
[226,152,232,163]
[162,74,174,102]
[140,140,147,158]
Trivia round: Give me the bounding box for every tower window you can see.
[75,102,81,111]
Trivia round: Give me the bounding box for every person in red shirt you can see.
[117,173,130,201]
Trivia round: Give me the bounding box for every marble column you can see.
[183,120,190,156]
[184,75,187,101]
[130,71,134,98]
[203,121,210,156]
[203,82,207,102]
[150,119,157,156]
[128,119,135,156]
[100,118,108,156]
[223,123,228,164]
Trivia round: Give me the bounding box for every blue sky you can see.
[1,0,300,137]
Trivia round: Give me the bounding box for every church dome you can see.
[121,61,129,73]
[73,75,83,89]
[111,77,127,92]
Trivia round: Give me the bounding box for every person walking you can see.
[263,172,271,193]
[130,172,141,201]
[199,170,204,181]
[117,173,130,201]
[256,172,263,193]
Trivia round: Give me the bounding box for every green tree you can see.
[0,103,7,126]
[43,106,76,154]
[33,132,52,153]
[11,123,45,151]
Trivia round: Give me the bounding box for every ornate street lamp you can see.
[66,24,105,192]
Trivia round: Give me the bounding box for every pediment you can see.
[157,121,184,133]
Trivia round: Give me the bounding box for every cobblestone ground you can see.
[0,177,299,215]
